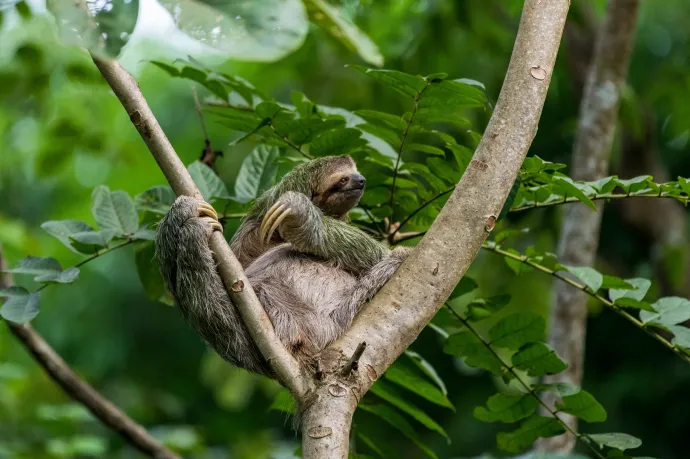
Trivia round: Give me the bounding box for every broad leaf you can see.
[609,278,651,303]
[91,186,139,235]
[474,393,538,423]
[587,433,642,451]
[449,276,478,300]
[41,220,96,254]
[565,266,603,292]
[310,128,367,156]
[349,66,426,98]
[496,416,565,454]
[443,332,503,375]
[512,343,568,376]
[553,177,597,210]
[188,161,229,202]
[1,290,40,324]
[640,297,690,326]
[532,382,581,398]
[234,145,279,203]
[134,242,174,306]
[5,257,79,285]
[556,390,607,423]
[488,312,546,350]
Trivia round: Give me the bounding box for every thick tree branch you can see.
[0,250,180,459]
[301,1,571,457]
[90,56,308,398]
[537,0,641,452]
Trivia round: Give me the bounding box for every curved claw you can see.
[200,216,223,233]
[198,201,219,221]
[259,202,292,247]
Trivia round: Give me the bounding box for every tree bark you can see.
[537,0,641,452]
[301,1,571,457]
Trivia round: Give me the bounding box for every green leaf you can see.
[414,108,471,128]
[355,110,407,131]
[356,123,401,150]
[465,294,511,322]
[369,380,448,439]
[488,312,546,350]
[268,388,296,414]
[498,176,522,221]
[403,143,446,157]
[589,176,620,194]
[565,266,603,292]
[234,145,279,203]
[668,325,690,351]
[91,186,139,235]
[532,382,581,397]
[306,0,383,67]
[134,242,174,306]
[496,416,566,454]
[587,433,642,451]
[41,220,96,254]
[359,404,438,459]
[556,390,607,423]
[601,275,635,290]
[349,66,426,98]
[188,161,230,202]
[0,286,29,298]
[135,186,176,215]
[640,297,690,326]
[310,128,367,156]
[255,101,283,119]
[1,291,40,324]
[4,257,79,285]
[553,177,597,210]
[384,361,454,410]
[609,278,651,303]
[474,393,538,423]
[443,332,503,375]
[494,228,530,244]
[512,343,568,376]
[404,351,448,396]
[69,230,116,254]
[449,276,478,300]
[617,176,653,193]
[419,80,486,109]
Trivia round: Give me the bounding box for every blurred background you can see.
[0,0,689,457]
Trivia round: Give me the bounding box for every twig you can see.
[340,342,367,376]
[90,56,308,399]
[444,305,605,459]
[0,249,180,459]
[193,87,223,170]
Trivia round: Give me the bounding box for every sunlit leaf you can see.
[587,433,642,451]
[188,161,230,202]
[556,390,607,423]
[640,297,690,326]
[349,66,426,98]
[609,278,651,303]
[404,351,448,396]
[91,186,139,235]
[234,145,279,203]
[532,382,580,398]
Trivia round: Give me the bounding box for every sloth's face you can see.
[311,156,366,218]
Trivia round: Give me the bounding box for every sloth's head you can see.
[308,155,366,219]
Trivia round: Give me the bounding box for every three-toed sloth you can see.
[156,155,409,377]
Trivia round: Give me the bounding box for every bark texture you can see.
[0,251,180,459]
[301,1,571,457]
[537,0,641,452]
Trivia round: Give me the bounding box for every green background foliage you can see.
[1,0,690,458]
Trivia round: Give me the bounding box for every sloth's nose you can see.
[352,174,366,187]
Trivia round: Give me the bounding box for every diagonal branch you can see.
[90,56,308,399]
[0,250,181,459]
[301,1,571,457]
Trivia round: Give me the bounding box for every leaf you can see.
[357,123,402,150]
[413,108,471,128]
[488,312,546,350]
[565,266,604,292]
[553,177,597,210]
[443,332,503,375]
[587,433,642,451]
[601,275,634,290]
[255,101,283,119]
[498,176,522,221]
[556,390,607,423]
[69,230,116,254]
[449,276,478,300]
[348,66,426,98]
[473,393,539,423]
[359,404,438,459]
[403,143,446,157]
[355,110,407,131]
[188,161,230,202]
[384,361,454,410]
[310,128,367,156]
[134,242,174,306]
[532,382,581,397]
[419,80,486,109]
[91,186,139,235]
[512,343,568,376]
[268,388,296,414]
[496,416,566,454]
[494,228,529,244]
[668,325,690,351]
[305,0,383,67]
[369,380,448,439]
[465,294,512,322]
[1,291,40,324]
[41,220,96,254]
[233,145,279,203]
[4,257,79,285]
[609,278,652,303]
[640,297,690,326]
[404,351,447,396]
[616,176,653,193]
[0,287,29,298]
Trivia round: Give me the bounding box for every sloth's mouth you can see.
[341,188,364,195]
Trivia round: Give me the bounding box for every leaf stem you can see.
[444,305,605,458]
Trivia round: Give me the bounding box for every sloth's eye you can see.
[339,177,348,185]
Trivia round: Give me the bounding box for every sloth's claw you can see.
[260,202,291,247]
[198,201,219,220]
[200,216,223,233]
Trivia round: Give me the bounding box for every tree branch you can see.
[90,56,309,399]
[0,249,180,459]
[301,1,571,457]
[538,0,640,452]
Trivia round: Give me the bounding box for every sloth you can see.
[155,155,409,378]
